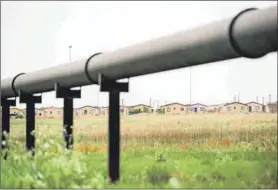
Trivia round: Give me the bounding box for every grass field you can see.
[1,113,277,188]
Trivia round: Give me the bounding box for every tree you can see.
[143,107,150,113]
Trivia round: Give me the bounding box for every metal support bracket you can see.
[1,98,16,160]
[18,90,42,156]
[98,74,129,183]
[55,83,81,149]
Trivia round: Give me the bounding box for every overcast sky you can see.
[1,1,277,108]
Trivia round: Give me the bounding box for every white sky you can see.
[1,1,277,108]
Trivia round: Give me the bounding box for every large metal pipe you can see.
[1,6,277,98]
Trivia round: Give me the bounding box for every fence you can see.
[1,6,277,183]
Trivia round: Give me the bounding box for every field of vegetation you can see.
[1,113,277,188]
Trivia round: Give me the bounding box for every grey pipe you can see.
[1,6,277,98]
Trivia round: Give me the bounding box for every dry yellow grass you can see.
[9,113,277,152]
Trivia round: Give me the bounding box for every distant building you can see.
[77,106,100,117]
[160,102,189,115]
[129,104,153,113]
[224,102,248,113]
[10,107,25,118]
[98,106,109,116]
[120,106,130,115]
[207,104,224,113]
[266,101,277,113]
[97,106,129,116]
[188,103,207,113]
[246,102,265,112]
[35,108,44,118]
[40,106,63,118]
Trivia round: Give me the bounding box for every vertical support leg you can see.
[2,104,10,150]
[55,83,81,149]
[26,101,35,155]
[1,98,16,159]
[109,92,120,182]
[98,74,129,183]
[64,98,74,149]
[19,91,42,156]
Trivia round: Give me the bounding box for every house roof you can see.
[130,104,152,108]
[188,103,207,107]
[77,105,100,110]
[224,102,247,106]
[160,102,189,107]
[246,101,264,106]
[207,104,224,107]
[38,106,63,110]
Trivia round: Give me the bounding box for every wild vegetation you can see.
[1,113,277,188]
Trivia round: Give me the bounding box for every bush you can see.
[129,109,142,115]
[15,114,24,119]
[147,164,170,185]
[156,108,165,114]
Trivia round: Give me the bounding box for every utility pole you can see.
[97,90,99,108]
[190,67,192,104]
[256,96,258,103]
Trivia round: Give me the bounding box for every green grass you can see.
[1,113,277,188]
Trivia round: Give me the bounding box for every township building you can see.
[129,104,153,113]
[36,106,63,118]
[160,103,189,115]
[10,107,25,116]
[207,104,226,113]
[266,101,277,113]
[246,102,265,112]
[223,102,248,113]
[188,103,207,113]
[98,106,129,116]
[75,106,100,117]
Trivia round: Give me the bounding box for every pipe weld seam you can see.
[228,7,267,59]
[85,52,103,84]
[11,73,26,97]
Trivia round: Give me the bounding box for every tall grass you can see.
[1,113,277,188]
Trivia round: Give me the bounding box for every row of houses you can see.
[160,101,277,114]
[7,104,152,119]
[5,101,277,118]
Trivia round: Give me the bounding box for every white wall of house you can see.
[188,104,207,113]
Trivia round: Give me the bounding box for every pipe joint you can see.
[228,7,267,59]
[84,52,103,84]
[11,73,26,97]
